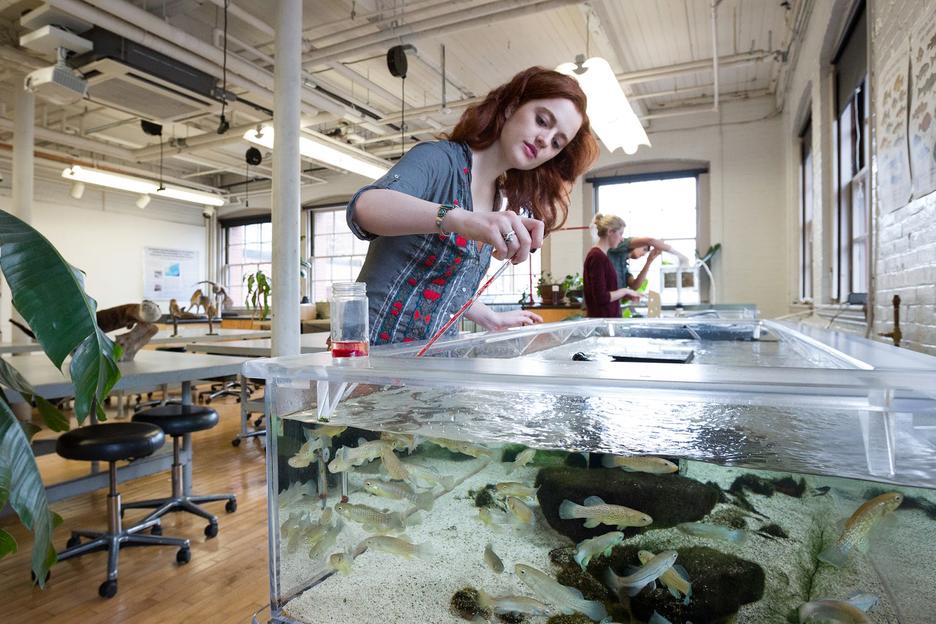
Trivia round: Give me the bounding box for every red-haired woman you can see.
[347,66,599,345]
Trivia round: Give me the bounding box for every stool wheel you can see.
[176,547,191,564]
[225,499,237,513]
[204,522,218,539]
[99,579,117,598]
[151,525,163,536]
[66,535,81,548]
[205,398,212,404]
[253,417,263,428]
[231,438,242,447]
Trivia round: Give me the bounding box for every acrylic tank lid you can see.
[246,319,936,489]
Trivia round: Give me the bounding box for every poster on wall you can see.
[910,10,936,198]
[876,38,912,211]
[143,247,199,301]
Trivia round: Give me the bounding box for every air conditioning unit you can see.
[69,27,224,123]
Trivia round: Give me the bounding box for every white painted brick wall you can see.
[871,0,936,354]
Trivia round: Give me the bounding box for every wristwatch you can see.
[435,203,456,236]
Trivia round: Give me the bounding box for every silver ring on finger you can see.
[502,230,517,244]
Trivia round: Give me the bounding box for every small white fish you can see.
[426,437,495,458]
[818,492,903,568]
[315,425,347,438]
[798,599,871,623]
[362,535,431,559]
[307,524,341,560]
[327,439,389,473]
[478,507,510,532]
[509,448,536,473]
[515,563,607,621]
[677,522,747,544]
[363,479,434,511]
[506,496,534,527]
[604,550,679,597]
[483,543,504,573]
[639,550,691,602]
[334,502,405,533]
[380,431,419,453]
[559,496,653,529]
[495,482,538,499]
[574,531,624,568]
[404,463,455,490]
[328,549,353,575]
[600,455,678,474]
[379,445,412,481]
[477,590,552,616]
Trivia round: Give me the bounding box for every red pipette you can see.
[415,261,511,357]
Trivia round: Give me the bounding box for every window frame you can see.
[220,215,273,309]
[799,118,814,302]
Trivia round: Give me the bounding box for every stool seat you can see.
[133,405,219,436]
[56,422,165,462]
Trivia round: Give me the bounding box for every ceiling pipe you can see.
[133,121,265,161]
[302,0,580,67]
[0,115,135,160]
[297,0,483,50]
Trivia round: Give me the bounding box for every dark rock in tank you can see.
[450,587,490,621]
[535,467,719,542]
[611,545,765,623]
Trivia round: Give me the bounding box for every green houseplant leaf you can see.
[0,400,56,586]
[0,210,120,424]
[0,209,122,586]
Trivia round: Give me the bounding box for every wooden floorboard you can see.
[1,392,270,624]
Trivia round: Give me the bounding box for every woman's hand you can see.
[445,208,544,263]
[618,288,643,303]
[489,309,543,330]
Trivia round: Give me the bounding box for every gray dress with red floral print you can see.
[347,141,494,346]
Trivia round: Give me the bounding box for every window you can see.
[222,218,271,307]
[310,207,369,303]
[595,173,699,304]
[480,250,541,302]
[833,5,868,301]
[799,119,814,301]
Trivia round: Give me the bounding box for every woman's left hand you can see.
[491,309,543,330]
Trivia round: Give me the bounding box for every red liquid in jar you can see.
[331,340,369,358]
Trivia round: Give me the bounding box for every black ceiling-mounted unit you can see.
[68,27,233,123]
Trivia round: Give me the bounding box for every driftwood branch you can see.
[115,322,159,362]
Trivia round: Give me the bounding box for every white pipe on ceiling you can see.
[302,0,580,67]
[0,115,135,160]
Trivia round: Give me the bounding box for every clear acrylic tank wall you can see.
[245,319,936,624]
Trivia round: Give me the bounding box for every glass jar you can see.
[330,282,369,359]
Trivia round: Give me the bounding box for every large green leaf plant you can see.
[0,209,121,586]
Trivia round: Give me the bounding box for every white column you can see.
[1,81,35,343]
[271,0,302,357]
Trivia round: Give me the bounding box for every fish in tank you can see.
[271,424,935,624]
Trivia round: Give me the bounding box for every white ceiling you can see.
[0,0,797,203]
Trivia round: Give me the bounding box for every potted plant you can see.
[0,209,121,587]
[562,273,584,302]
[536,272,560,303]
[244,268,271,320]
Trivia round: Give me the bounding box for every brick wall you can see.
[870,0,936,354]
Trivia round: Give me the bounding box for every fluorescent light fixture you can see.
[63,165,153,194]
[556,56,650,155]
[244,125,390,180]
[61,165,225,207]
[154,186,225,206]
[136,194,151,209]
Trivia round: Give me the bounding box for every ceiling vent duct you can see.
[68,27,231,123]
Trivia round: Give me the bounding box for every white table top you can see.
[185,332,329,357]
[0,328,271,354]
[3,349,248,399]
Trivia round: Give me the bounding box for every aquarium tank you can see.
[245,319,936,624]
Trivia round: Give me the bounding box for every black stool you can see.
[125,405,237,538]
[55,422,191,599]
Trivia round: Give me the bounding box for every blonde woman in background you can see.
[583,214,643,318]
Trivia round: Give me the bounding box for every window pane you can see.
[246,223,262,244]
[333,232,353,255]
[260,221,272,242]
[314,210,334,235]
[228,244,246,265]
[228,225,245,245]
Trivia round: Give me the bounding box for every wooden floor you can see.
[1,392,271,624]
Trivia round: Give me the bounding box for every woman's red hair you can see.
[448,66,599,234]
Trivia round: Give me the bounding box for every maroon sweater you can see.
[584,247,620,318]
